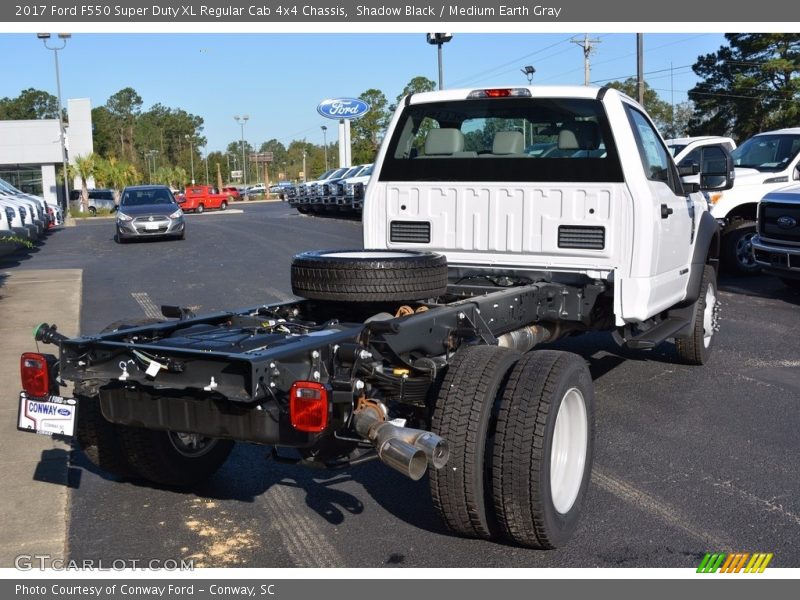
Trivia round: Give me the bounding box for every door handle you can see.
[661,204,674,219]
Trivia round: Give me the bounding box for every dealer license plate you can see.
[17,393,77,438]
[145,222,160,231]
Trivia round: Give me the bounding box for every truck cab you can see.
[364,85,732,324]
[179,185,231,213]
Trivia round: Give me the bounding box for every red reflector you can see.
[484,88,512,97]
[289,381,328,433]
[21,352,50,398]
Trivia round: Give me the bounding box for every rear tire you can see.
[291,249,448,302]
[75,391,135,479]
[221,200,228,210]
[675,265,719,365]
[196,203,204,214]
[491,350,594,549]
[117,426,234,487]
[88,206,97,216]
[430,345,520,539]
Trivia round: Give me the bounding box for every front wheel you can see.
[723,221,759,275]
[196,203,204,214]
[491,350,595,549]
[675,265,719,365]
[221,200,228,210]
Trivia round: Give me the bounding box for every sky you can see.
[0,32,728,154]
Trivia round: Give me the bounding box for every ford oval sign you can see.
[317,98,370,120]
[777,216,797,229]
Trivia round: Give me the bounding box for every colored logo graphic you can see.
[697,552,773,573]
[317,98,371,120]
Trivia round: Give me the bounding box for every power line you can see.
[449,35,575,87]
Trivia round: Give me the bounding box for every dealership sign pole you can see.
[317,98,370,169]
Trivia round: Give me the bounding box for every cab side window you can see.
[625,106,674,187]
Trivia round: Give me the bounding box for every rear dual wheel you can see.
[430,346,595,548]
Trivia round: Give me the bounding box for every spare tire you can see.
[291,249,448,302]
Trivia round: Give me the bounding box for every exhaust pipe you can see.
[353,404,450,481]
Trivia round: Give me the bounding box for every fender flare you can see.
[675,211,720,309]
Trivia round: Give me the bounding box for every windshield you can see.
[667,144,687,157]
[120,188,175,207]
[731,134,800,172]
[323,168,349,180]
[379,97,622,183]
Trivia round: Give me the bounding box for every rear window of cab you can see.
[379,97,623,183]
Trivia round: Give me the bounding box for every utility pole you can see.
[572,34,601,86]
[636,34,645,105]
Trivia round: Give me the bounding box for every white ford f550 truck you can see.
[17,86,733,550]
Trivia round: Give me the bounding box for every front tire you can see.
[491,350,595,549]
[723,221,759,275]
[430,345,520,539]
[220,200,228,210]
[196,203,204,214]
[675,265,719,365]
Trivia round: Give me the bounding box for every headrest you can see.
[558,129,579,150]
[492,131,524,155]
[424,128,465,155]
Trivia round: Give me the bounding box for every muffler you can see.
[353,403,450,481]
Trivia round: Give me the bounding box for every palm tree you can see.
[95,157,141,205]
[69,153,96,213]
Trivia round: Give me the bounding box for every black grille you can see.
[390,221,430,244]
[759,201,800,243]
[558,225,605,249]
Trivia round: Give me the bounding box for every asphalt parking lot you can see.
[1,202,798,568]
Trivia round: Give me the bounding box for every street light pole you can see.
[234,115,249,187]
[321,125,328,172]
[204,144,210,185]
[38,33,71,223]
[185,134,195,184]
[426,33,453,90]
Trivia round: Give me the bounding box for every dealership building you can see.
[0,98,93,206]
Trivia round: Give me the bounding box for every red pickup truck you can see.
[178,185,231,213]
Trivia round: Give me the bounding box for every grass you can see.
[69,207,117,218]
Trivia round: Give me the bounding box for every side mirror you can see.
[698,146,735,192]
[678,162,700,177]
[794,165,800,181]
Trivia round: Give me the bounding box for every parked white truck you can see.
[18,86,732,550]
[705,128,800,274]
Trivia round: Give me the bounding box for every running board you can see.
[619,316,691,350]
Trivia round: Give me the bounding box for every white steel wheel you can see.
[550,388,589,514]
[491,350,595,549]
[702,280,718,349]
[675,264,719,365]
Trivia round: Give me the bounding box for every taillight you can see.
[467,88,532,99]
[289,381,329,433]
[21,352,50,398]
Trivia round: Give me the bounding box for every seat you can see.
[482,131,525,157]
[423,128,465,157]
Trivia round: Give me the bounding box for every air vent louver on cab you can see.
[390,221,431,244]
[558,225,605,250]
